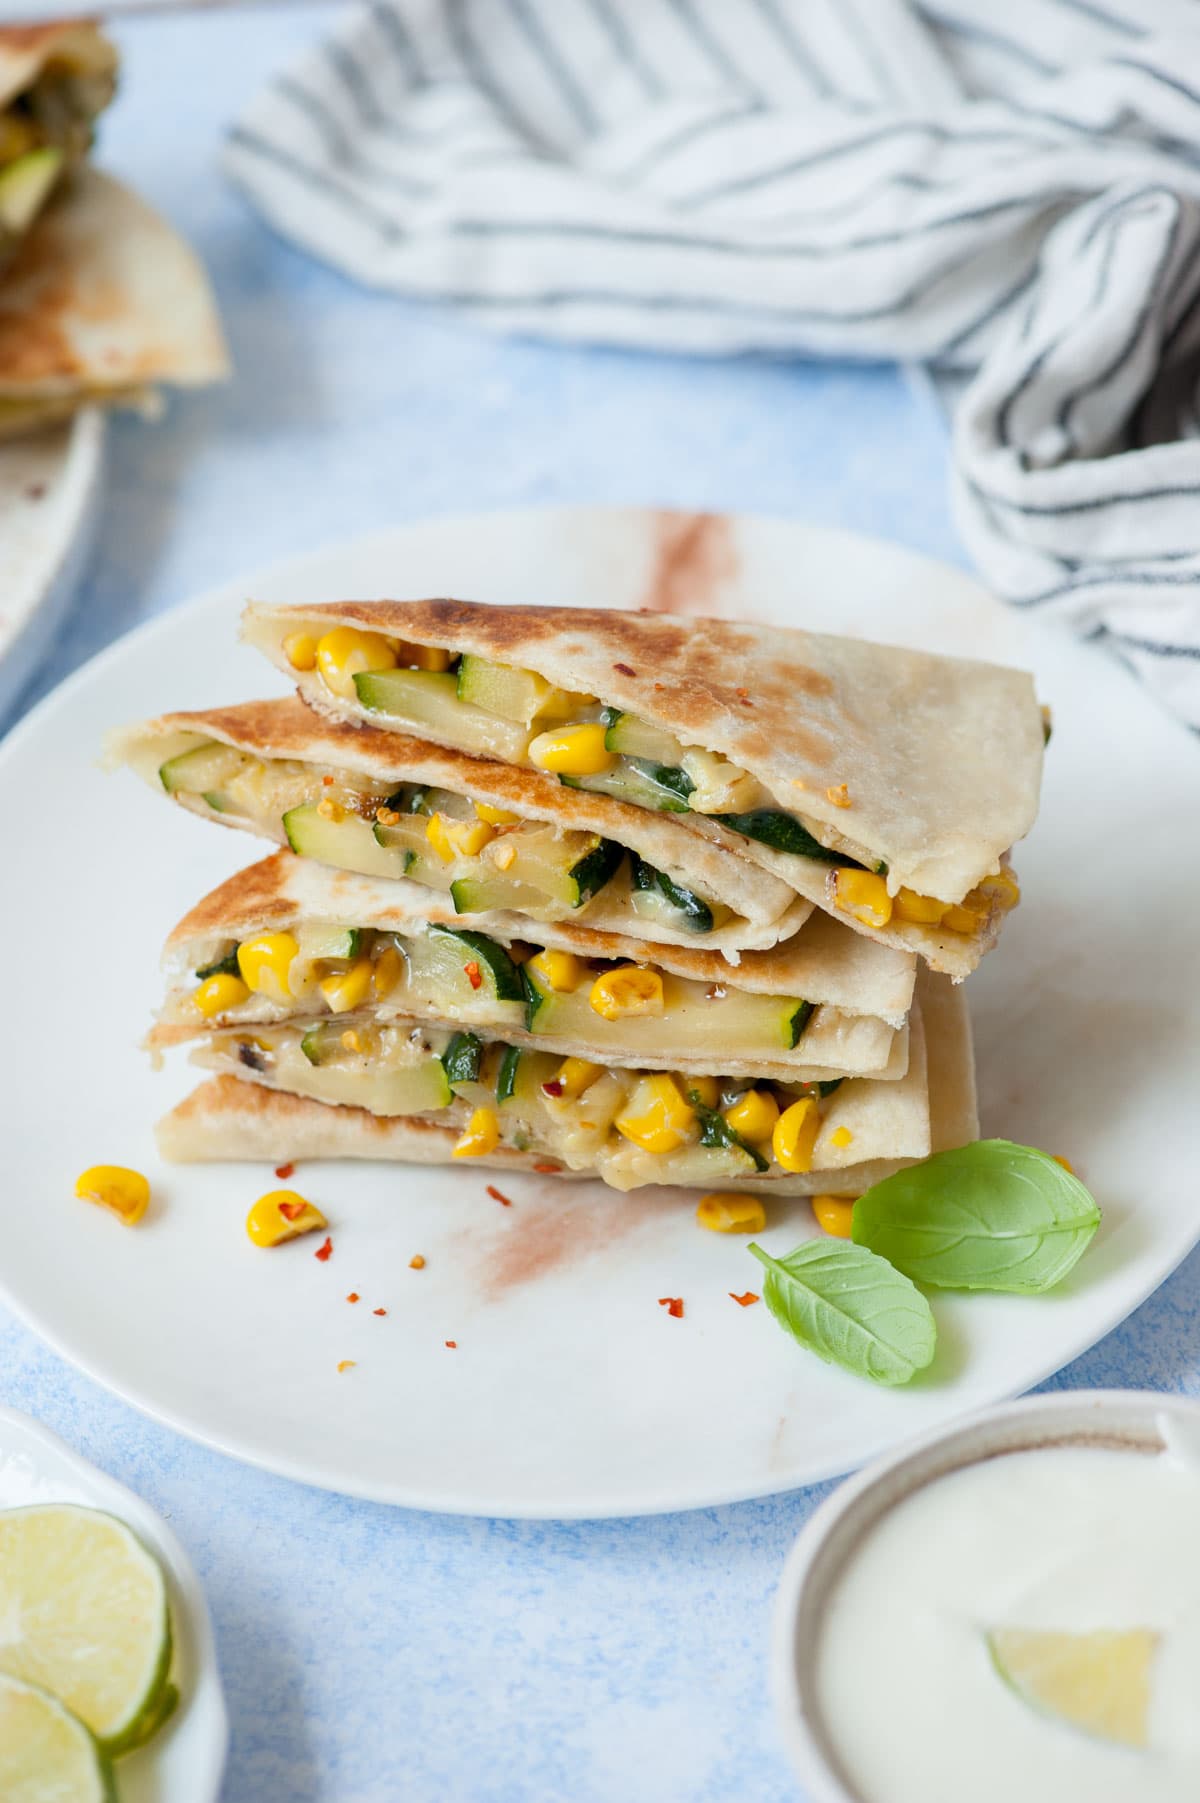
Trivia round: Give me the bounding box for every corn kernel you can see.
[408,643,453,672]
[75,1165,150,1227]
[893,887,948,926]
[773,1097,820,1173]
[615,1074,696,1154]
[476,800,520,825]
[724,1088,780,1144]
[554,1057,604,1100]
[696,1193,766,1234]
[826,784,852,809]
[315,626,397,699]
[527,948,587,993]
[191,970,250,1017]
[317,795,345,823]
[425,812,495,863]
[237,933,300,1004]
[942,894,988,934]
[491,840,517,871]
[687,1075,720,1110]
[453,1107,501,1158]
[812,1194,856,1238]
[979,869,1021,911]
[283,631,319,671]
[246,1189,327,1247]
[589,966,664,1020]
[425,812,456,863]
[528,723,614,777]
[830,1125,853,1149]
[372,944,405,1001]
[831,868,893,930]
[320,957,373,1014]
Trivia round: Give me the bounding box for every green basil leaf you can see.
[851,1139,1100,1293]
[747,1240,936,1386]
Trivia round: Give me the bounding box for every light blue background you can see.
[4,12,1199,1800]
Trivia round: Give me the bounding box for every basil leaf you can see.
[851,1140,1100,1293]
[747,1240,936,1386]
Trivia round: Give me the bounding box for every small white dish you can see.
[0,409,105,721]
[0,1404,228,1803]
[771,1389,1199,1803]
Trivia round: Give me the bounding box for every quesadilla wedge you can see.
[0,165,228,438]
[242,599,1040,977]
[157,970,975,1196]
[110,697,813,956]
[0,23,116,271]
[151,851,911,1084]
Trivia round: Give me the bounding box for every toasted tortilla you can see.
[153,850,905,1083]
[242,599,1043,927]
[157,972,973,1193]
[109,697,811,957]
[0,165,228,434]
[0,23,109,107]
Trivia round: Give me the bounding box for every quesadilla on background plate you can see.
[0,22,116,271]
[242,599,1040,977]
[158,969,974,1196]
[0,165,228,438]
[110,697,816,957]
[151,851,913,1084]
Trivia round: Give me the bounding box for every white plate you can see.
[0,1405,227,1801]
[0,411,105,721]
[1,506,1196,1518]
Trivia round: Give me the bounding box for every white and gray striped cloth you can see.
[227,0,1200,729]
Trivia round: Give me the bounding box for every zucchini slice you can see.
[353,669,532,761]
[424,925,525,1002]
[194,949,240,981]
[284,803,414,881]
[441,1031,484,1086]
[602,709,687,766]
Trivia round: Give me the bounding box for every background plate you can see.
[0,1405,227,1801]
[1,506,1196,1518]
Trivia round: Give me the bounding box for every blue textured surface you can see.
[3,12,1199,1801]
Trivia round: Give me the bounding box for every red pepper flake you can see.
[278,1199,306,1222]
[533,1161,562,1174]
[464,960,483,990]
[653,682,666,691]
[373,1307,388,1316]
[658,1296,684,1319]
[445,1339,457,1349]
[322,774,334,786]
[541,1079,564,1098]
[314,1236,333,1262]
[486,1185,513,1207]
[274,1161,295,1180]
[346,1292,360,1304]
[613,662,636,677]
[730,1291,760,1308]
[409,1254,426,1270]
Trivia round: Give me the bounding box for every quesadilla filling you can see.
[159,740,731,938]
[197,1022,863,1191]
[179,921,851,1075]
[287,631,1019,937]
[0,25,116,264]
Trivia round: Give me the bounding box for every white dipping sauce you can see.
[815,1437,1200,1803]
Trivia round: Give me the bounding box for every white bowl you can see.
[771,1390,1200,1803]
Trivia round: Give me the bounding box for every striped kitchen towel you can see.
[227,0,1200,729]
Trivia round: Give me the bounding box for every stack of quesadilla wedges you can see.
[115,598,1046,1198]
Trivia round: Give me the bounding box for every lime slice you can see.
[0,1504,172,1755]
[988,1626,1158,1749]
[0,1673,115,1803]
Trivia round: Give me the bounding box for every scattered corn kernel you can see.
[528,722,614,777]
[615,1074,696,1155]
[527,948,587,992]
[453,1107,501,1158]
[696,1193,766,1234]
[589,965,664,1020]
[826,784,852,809]
[979,869,1021,910]
[425,812,456,863]
[831,868,893,930]
[75,1165,150,1227]
[830,1125,854,1149]
[491,840,517,871]
[555,1057,604,1100]
[337,1360,357,1374]
[476,800,519,825]
[245,1188,327,1247]
[408,643,452,672]
[237,933,300,1004]
[687,1075,720,1110]
[893,887,949,926]
[283,631,319,671]
[812,1194,856,1237]
[409,1254,426,1269]
[942,894,988,934]
[372,944,405,1001]
[425,812,495,862]
[1052,1154,1075,1174]
[724,1088,780,1144]
[315,626,397,699]
[320,957,373,1014]
[773,1097,821,1174]
[340,1028,369,1054]
[191,970,250,1017]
